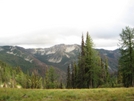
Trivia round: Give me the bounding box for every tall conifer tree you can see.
[84,32,94,88]
[66,65,72,88]
[118,26,134,87]
[104,56,110,84]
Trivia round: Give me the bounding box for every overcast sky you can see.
[0,0,134,50]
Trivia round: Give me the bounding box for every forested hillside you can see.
[0,46,65,78]
[0,61,63,89]
[0,42,120,88]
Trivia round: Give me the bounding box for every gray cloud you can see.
[91,24,124,39]
[0,28,82,47]
[123,4,134,27]
[0,25,129,50]
[0,0,134,50]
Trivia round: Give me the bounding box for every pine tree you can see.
[71,62,78,88]
[66,65,72,88]
[118,26,134,87]
[48,67,56,88]
[104,56,110,84]
[77,34,86,88]
[59,80,63,89]
[71,63,75,88]
[84,32,94,88]
[45,67,58,89]
[117,65,122,84]
[44,69,49,88]
[92,51,102,88]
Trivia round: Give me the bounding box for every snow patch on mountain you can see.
[10,46,16,51]
[65,54,70,58]
[0,48,4,51]
[40,52,45,55]
[32,49,46,55]
[6,47,33,63]
[6,51,17,56]
[31,49,38,54]
[65,46,75,52]
[38,49,45,55]
[48,57,62,63]
[24,57,33,63]
[46,50,55,55]
[103,53,107,56]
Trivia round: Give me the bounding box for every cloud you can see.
[0,28,82,48]
[0,0,134,50]
[122,3,134,27]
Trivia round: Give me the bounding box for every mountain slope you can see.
[96,49,120,72]
[0,46,65,77]
[28,44,120,73]
[28,44,81,71]
[0,44,120,75]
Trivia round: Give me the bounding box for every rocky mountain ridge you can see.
[28,44,80,63]
[0,44,120,74]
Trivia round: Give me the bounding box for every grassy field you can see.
[0,88,134,101]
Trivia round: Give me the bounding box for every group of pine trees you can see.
[118,26,134,87]
[66,32,112,88]
[0,61,62,89]
[67,26,134,88]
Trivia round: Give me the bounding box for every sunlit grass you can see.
[0,88,134,101]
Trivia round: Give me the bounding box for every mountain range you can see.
[0,44,120,76]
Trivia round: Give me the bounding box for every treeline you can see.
[0,61,63,89]
[66,33,116,88]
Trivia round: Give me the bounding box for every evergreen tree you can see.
[66,65,72,88]
[78,32,102,88]
[77,34,86,88]
[44,67,58,89]
[16,71,27,88]
[84,32,94,88]
[48,67,57,88]
[59,80,63,89]
[92,51,102,88]
[71,63,75,88]
[117,65,122,84]
[118,26,134,87]
[104,56,110,84]
[44,69,49,88]
[71,62,78,88]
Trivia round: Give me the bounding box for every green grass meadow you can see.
[0,88,134,101]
